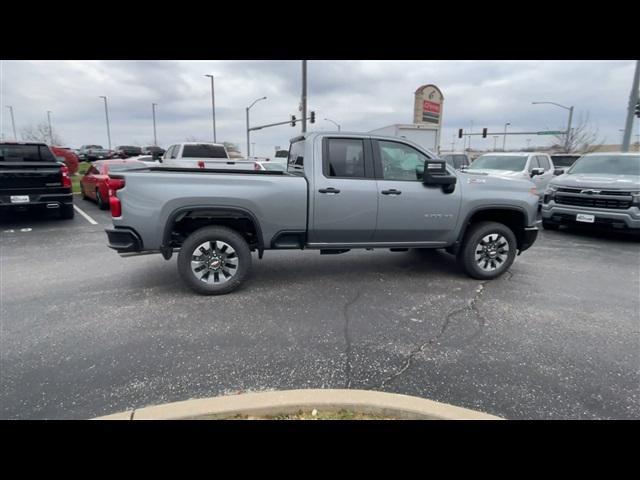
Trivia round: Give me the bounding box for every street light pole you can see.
[46,110,53,145]
[493,136,499,151]
[503,123,511,151]
[205,74,216,143]
[526,138,531,150]
[152,103,158,146]
[324,118,340,131]
[621,60,640,152]
[99,96,112,150]
[6,106,17,140]
[531,101,574,151]
[246,96,267,158]
[301,60,307,133]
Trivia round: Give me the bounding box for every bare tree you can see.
[548,112,604,154]
[20,122,64,145]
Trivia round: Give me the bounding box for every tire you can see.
[60,203,75,220]
[457,221,517,280]
[81,185,88,200]
[96,189,108,210]
[542,220,560,231]
[177,226,252,295]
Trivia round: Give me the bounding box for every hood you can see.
[551,173,640,190]
[458,171,534,190]
[463,169,529,180]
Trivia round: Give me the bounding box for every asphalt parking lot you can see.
[1,196,639,419]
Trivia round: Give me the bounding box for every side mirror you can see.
[530,167,545,177]
[554,168,565,176]
[422,160,457,193]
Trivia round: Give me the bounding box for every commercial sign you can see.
[414,84,444,125]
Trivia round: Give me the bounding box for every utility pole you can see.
[205,74,216,143]
[246,96,267,158]
[6,106,17,140]
[301,60,307,133]
[152,103,158,146]
[46,111,53,144]
[503,123,511,151]
[622,60,640,152]
[99,96,112,150]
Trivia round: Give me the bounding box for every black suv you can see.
[115,145,143,159]
[0,142,74,219]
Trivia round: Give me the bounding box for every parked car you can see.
[78,145,114,161]
[440,152,471,170]
[105,132,540,295]
[550,153,581,170]
[141,145,165,158]
[254,161,287,171]
[80,159,148,210]
[542,152,640,232]
[114,145,143,159]
[50,146,80,176]
[0,142,74,219]
[466,152,556,200]
[160,142,256,170]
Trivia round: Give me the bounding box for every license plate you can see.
[576,213,595,223]
[10,195,30,204]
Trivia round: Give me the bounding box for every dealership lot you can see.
[1,198,639,419]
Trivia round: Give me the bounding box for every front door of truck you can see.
[309,137,378,244]
[372,139,461,243]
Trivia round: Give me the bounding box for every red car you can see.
[50,146,80,175]
[80,159,147,210]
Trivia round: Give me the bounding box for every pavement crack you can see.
[342,290,362,389]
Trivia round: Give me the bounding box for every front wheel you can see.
[96,189,108,210]
[458,221,517,280]
[177,226,252,295]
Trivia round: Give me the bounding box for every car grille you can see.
[555,187,632,210]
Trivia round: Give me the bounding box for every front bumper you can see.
[105,227,143,252]
[541,203,640,230]
[519,222,540,253]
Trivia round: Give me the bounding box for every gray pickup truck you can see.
[105,132,541,294]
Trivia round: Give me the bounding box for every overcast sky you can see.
[1,60,637,156]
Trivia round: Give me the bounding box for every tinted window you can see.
[287,140,305,176]
[551,155,580,167]
[378,141,427,181]
[182,144,227,159]
[568,155,640,175]
[0,144,56,162]
[537,155,551,170]
[468,155,528,172]
[326,138,365,178]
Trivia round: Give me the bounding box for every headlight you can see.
[543,185,558,204]
[631,192,640,207]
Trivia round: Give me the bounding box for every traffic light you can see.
[291,115,296,127]
[458,128,463,138]
[310,111,315,123]
[482,128,488,138]
[635,100,640,118]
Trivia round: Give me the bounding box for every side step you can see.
[320,249,351,255]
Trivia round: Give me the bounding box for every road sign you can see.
[537,131,563,135]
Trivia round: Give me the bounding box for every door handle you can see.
[318,187,341,194]
[381,189,402,195]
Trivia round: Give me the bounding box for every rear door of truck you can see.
[305,136,378,244]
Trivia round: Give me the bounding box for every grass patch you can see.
[201,409,397,420]
[71,162,90,194]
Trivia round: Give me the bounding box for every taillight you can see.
[107,177,125,217]
[254,162,261,170]
[60,164,72,188]
[197,160,205,169]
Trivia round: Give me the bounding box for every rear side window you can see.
[325,138,365,178]
[182,144,227,158]
[287,141,305,176]
[0,144,56,162]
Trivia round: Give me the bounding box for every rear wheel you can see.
[60,203,75,220]
[177,226,252,295]
[96,189,108,210]
[458,221,516,280]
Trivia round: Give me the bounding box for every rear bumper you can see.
[0,192,73,210]
[541,204,640,230]
[105,227,143,252]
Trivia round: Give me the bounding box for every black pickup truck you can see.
[0,142,74,219]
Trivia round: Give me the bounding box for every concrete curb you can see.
[94,389,502,420]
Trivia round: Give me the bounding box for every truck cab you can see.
[160,142,255,170]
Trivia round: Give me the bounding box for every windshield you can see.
[287,141,305,176]
[0,144,56,162]
[567,155,640,175]
[107,162,147,171]
[468,155,527,172]
[182,144,228,158]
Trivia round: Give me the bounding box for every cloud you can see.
[1,60,636,155]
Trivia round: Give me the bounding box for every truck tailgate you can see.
[0,161,63,191]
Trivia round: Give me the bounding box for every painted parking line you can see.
[73,205,98,225]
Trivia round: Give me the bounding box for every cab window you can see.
[377,141,427,181]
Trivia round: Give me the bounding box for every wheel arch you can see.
[454,206,530,253]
